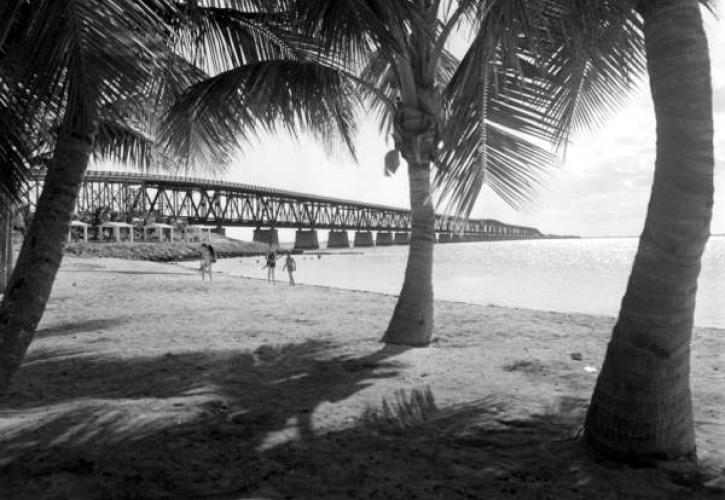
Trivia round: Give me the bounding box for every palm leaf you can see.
[537,0,645,146]
[0,94,31,205]
[281,0,416,65]
[160,59,361,173]
[435,116,557,215]
[93,119,159,171]
[435,0,646,216]
[172,3,304,74]
[5,0,175,131]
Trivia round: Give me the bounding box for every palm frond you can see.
[435,121,557,215]
[172,3,307,74]
[537,0,645,146]
[0,93,31,205]
[359,50,400,137]
[445,0,555,137]
[435,0,645,216]
[160,59,361,173]
[5,0,175,130]
[282,0,417,66]
[93,119,159,171]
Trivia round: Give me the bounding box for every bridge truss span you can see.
[24,170,543,240]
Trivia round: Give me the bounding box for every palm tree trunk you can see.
[0,205,12,292]
[382,160,435,346]
[0,97,96,392]
[584,0,713,462]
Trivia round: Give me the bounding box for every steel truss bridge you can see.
[24,170,543,248]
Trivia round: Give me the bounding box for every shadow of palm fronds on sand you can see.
[0,345,721,500]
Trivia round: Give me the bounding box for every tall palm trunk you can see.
[0,206,12,292]
[382,160,435,345]
[584,0,713,462]
[0,93,96,392]
[381,0,439,347]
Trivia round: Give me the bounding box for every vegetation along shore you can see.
[63,236,268,262]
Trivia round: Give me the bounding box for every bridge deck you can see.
[25,170,542,238]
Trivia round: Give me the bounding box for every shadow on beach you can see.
[35,318,129,340]
[0,340,721,499]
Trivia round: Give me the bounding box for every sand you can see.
[0,256,723,499]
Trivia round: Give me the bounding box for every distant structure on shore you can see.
[24,170,571,250]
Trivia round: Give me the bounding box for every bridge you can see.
[24,170,543,249]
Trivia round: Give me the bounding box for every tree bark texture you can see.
[382,161,436,346]
[584,0,713,462]
[0,102,96,392]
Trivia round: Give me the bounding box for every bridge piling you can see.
[294,229,319,250]
[353,231,374,247]
[253,228,279,248]
[327,231,350,248]
[394,232,410,245]
[437,233,451,243]
[375,232,393,246]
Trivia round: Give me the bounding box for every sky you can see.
[225,14,725,239]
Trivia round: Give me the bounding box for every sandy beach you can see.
[0,257,723,499]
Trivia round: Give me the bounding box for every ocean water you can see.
[212,235,725,328]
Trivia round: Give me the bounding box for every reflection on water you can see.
[213,236,725,328]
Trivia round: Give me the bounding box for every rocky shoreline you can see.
[64,237,268,262]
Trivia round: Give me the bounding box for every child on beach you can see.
[200,243,216,282]
[282,252,296,286]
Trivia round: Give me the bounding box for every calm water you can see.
[212,236,725,328]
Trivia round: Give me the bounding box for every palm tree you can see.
[0,0,363,391]
[175,0,644,346]
[584,0,715,462]
[371,1,565,345]
[159,1,369,173]
[355,0,644,345]
[0,0,181,391]
[433,0,714,462]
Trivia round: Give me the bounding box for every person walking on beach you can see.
[263,247,279,283]
[282,252,296,286]
[200,243,216,282]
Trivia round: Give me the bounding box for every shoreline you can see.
[178,258,725,331]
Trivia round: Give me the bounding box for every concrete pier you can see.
[376,232,394,246]
[394,232,410,245]
[253,228,279,248]
[353,231,374,247]
[327,230,350,248]
[294,229,319,250]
